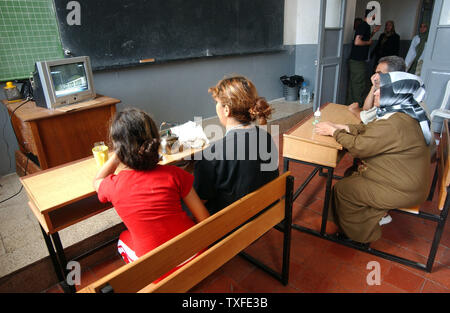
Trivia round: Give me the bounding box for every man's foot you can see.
[379,214,392,226]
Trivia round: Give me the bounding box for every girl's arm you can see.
[93,152,121,192]
[183,187,210,222]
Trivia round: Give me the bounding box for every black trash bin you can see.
[280,75,304,101]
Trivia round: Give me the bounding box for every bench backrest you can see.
[80,171,292,293]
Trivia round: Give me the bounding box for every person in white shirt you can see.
[405,23,429,75]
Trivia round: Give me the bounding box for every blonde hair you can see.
[209,76,272,125]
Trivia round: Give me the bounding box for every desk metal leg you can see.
[39,227,77,293]
[51,233,77,293]
[283,157,335,236]
[320,167,334,235]
[39,225,65,283]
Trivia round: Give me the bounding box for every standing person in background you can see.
[371,21,400,72]
[405,23,429,75]
[354,17,363,33]
[347,9,381,106]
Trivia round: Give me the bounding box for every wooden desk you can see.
[282,103,360,234]
[21,146,205,235]
[20,145,205,292]
[283,102,360,168]
[3,96,119,176]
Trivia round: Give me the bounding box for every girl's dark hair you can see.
[209,75,272,125]
[110,108,160,171]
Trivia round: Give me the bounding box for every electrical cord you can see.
[0,97,32,204]
[0,157,27,204]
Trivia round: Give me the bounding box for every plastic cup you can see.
[92,142,109,168]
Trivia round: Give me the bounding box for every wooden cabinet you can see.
[3,96,120,176]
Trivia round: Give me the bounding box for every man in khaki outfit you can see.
[315,72,433,243]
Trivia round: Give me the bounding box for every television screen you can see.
[50,62,88,97]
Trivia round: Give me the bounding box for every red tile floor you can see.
[44,136,450,293]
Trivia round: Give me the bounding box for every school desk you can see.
[282,103,360,235]
[20,145,205,293]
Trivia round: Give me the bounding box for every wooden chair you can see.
[79,172,294,293]
[430,80,450,133]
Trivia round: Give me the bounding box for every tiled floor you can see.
[43,135,450,293]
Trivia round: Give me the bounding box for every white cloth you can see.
[117,239,138,263]
[170,121,209,147]
[360,106,378,124]
[405,35,422,70]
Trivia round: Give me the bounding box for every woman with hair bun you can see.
[194,76,279,215]
[93,108,209,267]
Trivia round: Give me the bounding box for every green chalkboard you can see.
[0,0,64,82]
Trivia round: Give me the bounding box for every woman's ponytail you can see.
[249,97,272,125]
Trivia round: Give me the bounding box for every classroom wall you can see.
[284,0,321,92]
[94,52,295,126]
[0,52,295,176]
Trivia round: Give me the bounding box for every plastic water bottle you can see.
[312,107,321,126]
[300,82,310,104]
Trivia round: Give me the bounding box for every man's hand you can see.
[315,122,339,136]
[372,25,381,35]
[315,122,350,137]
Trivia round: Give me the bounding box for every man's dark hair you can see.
[354,17,363,30]
[379,56,407,72]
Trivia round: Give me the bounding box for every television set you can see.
[32,56,96,109]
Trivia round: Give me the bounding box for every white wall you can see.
[355,0,421,40]
[344,0,357,44]
[284,0,320,45]
[284,0,298,44]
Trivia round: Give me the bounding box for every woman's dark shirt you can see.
[193,126,279,215]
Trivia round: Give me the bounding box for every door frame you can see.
[314,0,347,112]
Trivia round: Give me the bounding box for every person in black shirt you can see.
[193,76,279,215]
[347,9,380,106]
[371,20,400,72]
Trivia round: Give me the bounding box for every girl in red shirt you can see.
[93,108,210,268]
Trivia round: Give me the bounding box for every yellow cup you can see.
[92,144,109,168]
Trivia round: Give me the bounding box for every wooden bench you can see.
[79,172,294,293]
